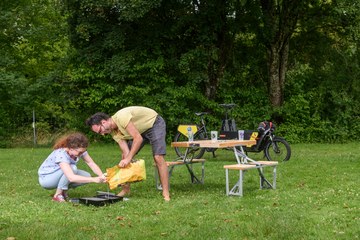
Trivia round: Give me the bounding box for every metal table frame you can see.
[171,140,276,190]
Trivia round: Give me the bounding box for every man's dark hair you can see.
[85,112,110,126]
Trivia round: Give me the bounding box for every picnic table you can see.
[171,139,257,165]
[155,139,278,196]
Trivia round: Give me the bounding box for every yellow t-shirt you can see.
[111,106,158,142]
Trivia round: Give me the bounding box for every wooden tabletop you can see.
[171,139,256,148]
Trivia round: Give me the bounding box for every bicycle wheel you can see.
[173,130,206,159]
[264,137,291,162]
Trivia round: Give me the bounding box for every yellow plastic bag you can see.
[106,159,146,190]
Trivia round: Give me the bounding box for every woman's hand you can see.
[93,176,106,183]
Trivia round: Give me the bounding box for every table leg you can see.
[238,170,243,196]
[258,167,274,189]
[183,147,190,162]
[185,163,203,184]
[225,169,229,195]
[273,166,277,189]
[233,146,250,164]
[193,160,205,184]
[229,170,243,196]
[233,146,259,165]
[226,169,244,196]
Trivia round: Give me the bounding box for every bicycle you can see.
[173,103,237,159]
[173,104,291,162]
[241,121,291,162]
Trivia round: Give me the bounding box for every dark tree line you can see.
[1,0,360,147]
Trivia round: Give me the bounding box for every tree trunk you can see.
[205,52,226,100]
[260,0,302,107]
[203,0,232,100]
[268,41,289,107]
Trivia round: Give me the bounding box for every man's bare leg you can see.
[117,183,131,197]
[154,155,170,201]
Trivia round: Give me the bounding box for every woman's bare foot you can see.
[163,194,170,201]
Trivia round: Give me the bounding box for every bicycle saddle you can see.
[219,103,237,109]
[195,112,209,116]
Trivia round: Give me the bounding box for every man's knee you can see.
[153,155,165,164]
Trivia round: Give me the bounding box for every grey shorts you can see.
[127,115,166,155]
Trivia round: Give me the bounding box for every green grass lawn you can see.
[0,143,359,239]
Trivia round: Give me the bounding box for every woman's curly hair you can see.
[53,132,89,149]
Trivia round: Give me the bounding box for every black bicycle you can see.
[242,121,291,162]
[173,104,291,162]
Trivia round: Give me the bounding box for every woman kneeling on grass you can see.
[38,132,106,202]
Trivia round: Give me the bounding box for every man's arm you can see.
[118,121,143,168]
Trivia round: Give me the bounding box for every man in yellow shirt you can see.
[86,106,170,201]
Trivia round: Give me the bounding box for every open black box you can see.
[71,191,123,206]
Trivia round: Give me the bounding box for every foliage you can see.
[0,0,70,146]
[1,0,360,146]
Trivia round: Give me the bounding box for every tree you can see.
[253,0,309,107]
[0,0,69,146]
[2,0,359,146]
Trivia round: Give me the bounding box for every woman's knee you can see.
[70,164,78,172]
[77,169,91,177]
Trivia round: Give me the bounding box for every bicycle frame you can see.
[198,114,210,139]
[177,114,209,138]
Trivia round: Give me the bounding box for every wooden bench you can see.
[154,159,206,190]
[223,161,278,197]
